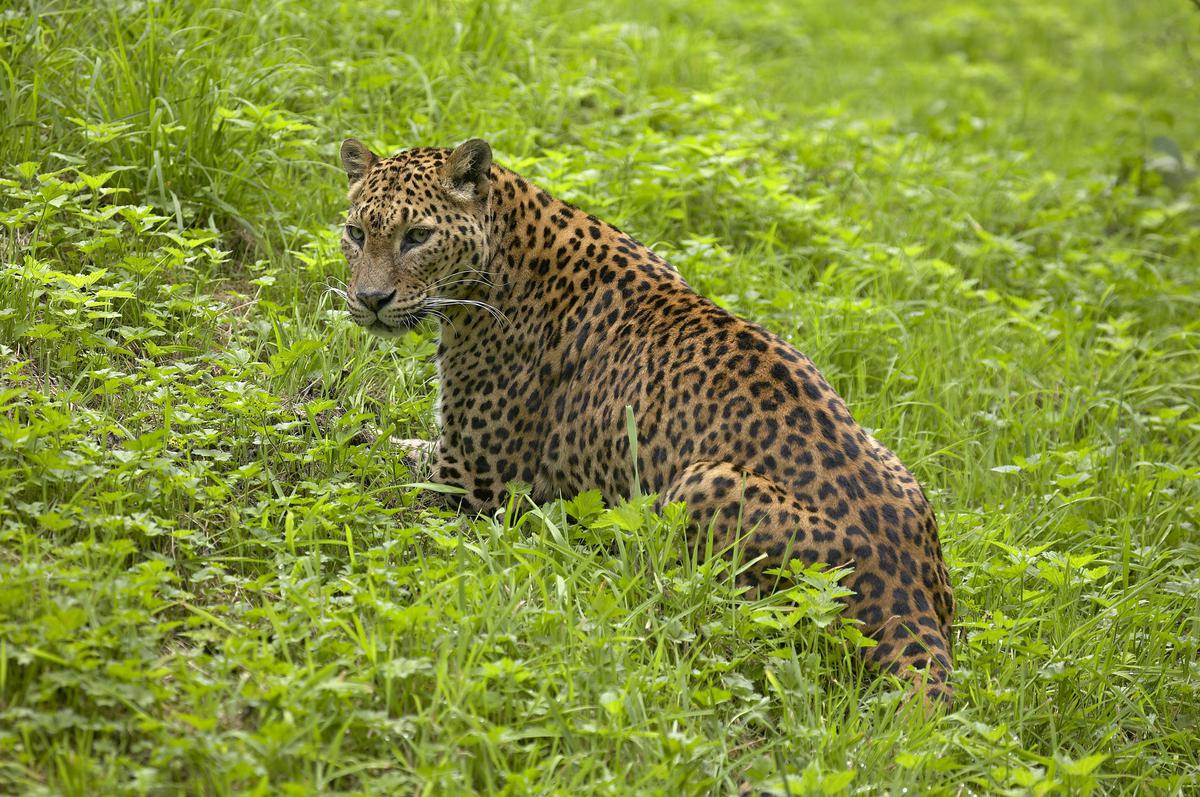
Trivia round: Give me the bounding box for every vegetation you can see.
[1,0,1198,793]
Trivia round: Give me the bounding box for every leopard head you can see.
[338,138,493,336]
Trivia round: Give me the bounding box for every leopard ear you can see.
[442,138,492,202]
[340,138,379,184]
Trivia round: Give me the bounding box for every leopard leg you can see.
[390,437,437,478]
[386,438,484,510]
[391,437,437,456]
[421,448,518,512]
[661,461,954,706]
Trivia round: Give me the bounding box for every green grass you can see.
[2,0,1199,793]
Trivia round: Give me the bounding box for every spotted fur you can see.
[337,138,955,703]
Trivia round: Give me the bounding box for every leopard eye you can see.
[403,227,432,247]
[346,224,365,244]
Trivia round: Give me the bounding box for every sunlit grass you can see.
[1,0,1198,793]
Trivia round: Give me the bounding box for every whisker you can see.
[426,270,514,298]
[426,269,494,292]
[432,279,492,292]
[427,309,456,332]
[429,278,495,293]
[427,298,511,327]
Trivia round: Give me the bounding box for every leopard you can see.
[336,137,955,705]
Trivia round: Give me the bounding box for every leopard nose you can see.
[356,288,396,312]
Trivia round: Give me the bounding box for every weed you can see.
[1,0,1198,793]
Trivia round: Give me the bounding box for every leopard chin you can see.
[364,311,429,336]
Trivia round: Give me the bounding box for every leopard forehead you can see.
[349,147,456,231]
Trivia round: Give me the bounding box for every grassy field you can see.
[2,0,1199,793]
